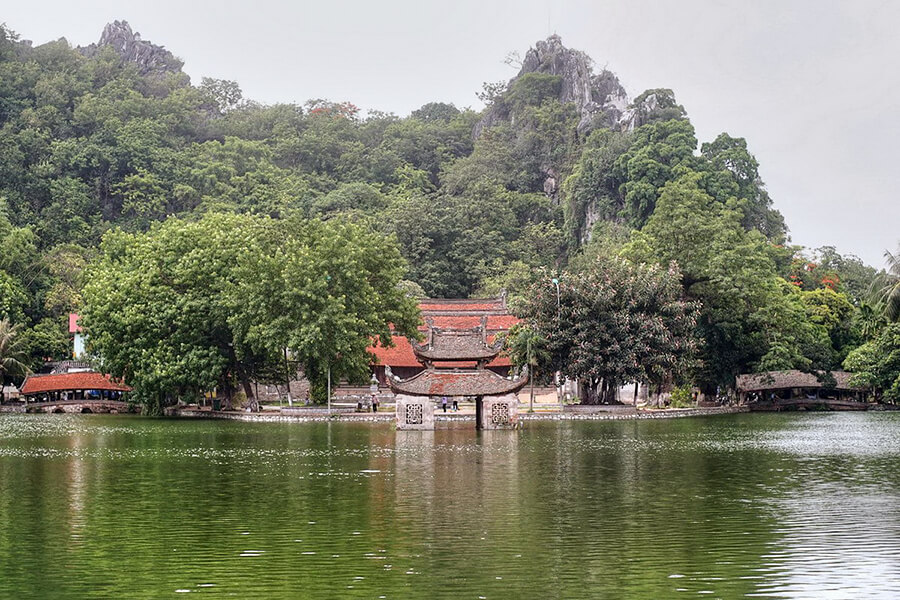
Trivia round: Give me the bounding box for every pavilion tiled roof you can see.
[411,327,502,361]
[20,372,132,396]
[386,368,527,397]
[418,297,507,313]
[735,370,860,392]
[369,296,518,368]
[370,337,512,368]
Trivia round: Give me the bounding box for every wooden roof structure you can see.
[735,370,860,393]
[411,318,503,363]
[385,367,527,397]
[20,372,132,396]
[383,296,527,397]
[369,297,518,368]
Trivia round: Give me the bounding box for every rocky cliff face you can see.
[475,35,632,137]
[520,35,630,133]
[79,20,185,79]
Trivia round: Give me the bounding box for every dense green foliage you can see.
[0,23,893,401]
[844,324,900,403]
[0,317,30,401]
[872,249,900,322]
[81,214,418,412]
[516,258,700,403]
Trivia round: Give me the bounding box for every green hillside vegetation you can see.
[0,22,894,403]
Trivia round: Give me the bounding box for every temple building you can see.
[380,297,527,430]
[19,372,131,402]
[369,296,519,383]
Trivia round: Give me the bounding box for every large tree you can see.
[873,247,900,322]
[844,323,900,403]
[516,256,700,404]
[81,213,418,412]
[0,318,30,402]
[627,173,835,391]
[228,216,420,400]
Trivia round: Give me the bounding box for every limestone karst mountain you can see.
[475,35,632,137]
[78,20,185,79]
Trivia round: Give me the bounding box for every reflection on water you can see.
[0,413,898,598]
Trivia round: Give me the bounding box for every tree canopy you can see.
[515,257,700,404]
[0,23,892,402]
[81,214,418,412]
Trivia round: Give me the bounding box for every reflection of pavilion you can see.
[387,317,527,430]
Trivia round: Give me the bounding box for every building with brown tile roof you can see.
[369,296,519,382]
[383,297,527,399]
[20,372,131,399]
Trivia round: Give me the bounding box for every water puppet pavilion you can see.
[386,314,527,430]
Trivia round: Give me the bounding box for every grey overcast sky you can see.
[5,0,899,268]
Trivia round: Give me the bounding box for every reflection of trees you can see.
[4,415,891,597]
[513,418,789,596]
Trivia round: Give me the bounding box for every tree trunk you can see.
[239,373,254,401]
[220,376,234,411]
[580,378,602,405]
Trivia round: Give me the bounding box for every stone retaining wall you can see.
[520,406,748,421]
[172,405,747,423]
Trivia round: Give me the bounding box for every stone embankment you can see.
[522,406,748,421]
[172,405,747,423]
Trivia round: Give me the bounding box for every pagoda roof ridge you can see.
[411,319,503,362]
[385,365,527,397]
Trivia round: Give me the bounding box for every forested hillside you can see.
[0,21,892,395]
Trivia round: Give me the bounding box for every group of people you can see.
[439,396,459,412]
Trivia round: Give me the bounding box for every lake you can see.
[0,412,898,599]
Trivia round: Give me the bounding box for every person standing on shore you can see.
[441,396,448,412]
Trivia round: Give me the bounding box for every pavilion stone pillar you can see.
[481,394,518,430]
[395,394,434,430]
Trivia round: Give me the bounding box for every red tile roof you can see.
[371,298,519,368]
[371,335,513,368]
[387,369,527,397]
[425,315,519,330]
[420,302,504,312]
[21,372,132,395]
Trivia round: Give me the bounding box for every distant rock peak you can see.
[476,35,633,138]
[79,20,184,78]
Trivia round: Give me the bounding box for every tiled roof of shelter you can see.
[412,326,502,361]
[370,297,518,368]
[386,368,527,397]
[419,297,507,314]
[21,372,132,395]
[735,370,860,392]
[370,338,511,368]
[423,315,519,330]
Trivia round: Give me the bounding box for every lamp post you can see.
[551,277,563,411]
[527,336,534,413]
[283,347,293,408]
[551,277,560,313]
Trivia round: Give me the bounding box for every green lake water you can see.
[1,412,899,599]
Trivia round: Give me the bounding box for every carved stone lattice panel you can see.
[491,402,510,425]
[406,403,424,425]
